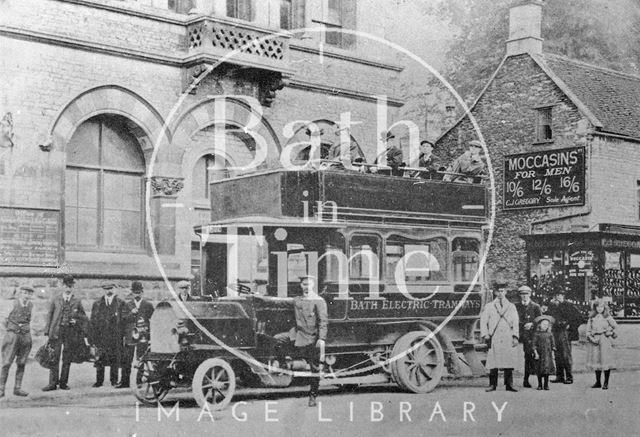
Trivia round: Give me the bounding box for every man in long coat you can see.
[515,285,542,388]
[43,275,88,391]
[90,283,125,387]
[117,281,154,388]
[481,284,520,392]
[547,288,582,384]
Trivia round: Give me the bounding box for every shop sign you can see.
[503,147,585,210]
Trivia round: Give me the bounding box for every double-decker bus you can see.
[136,167,490,410]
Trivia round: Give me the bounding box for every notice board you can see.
[0,207,61,266]
[503,147,585,210]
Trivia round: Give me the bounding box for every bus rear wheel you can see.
[390,330,444,393]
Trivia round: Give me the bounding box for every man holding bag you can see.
[42,275,88,391]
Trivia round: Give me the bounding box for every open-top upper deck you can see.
[208,169,488,228]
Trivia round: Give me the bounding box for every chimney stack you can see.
[506,1,543,56]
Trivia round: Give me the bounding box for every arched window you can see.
[65,115,145,250]
[192,154,231,200]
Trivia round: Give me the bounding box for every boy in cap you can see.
[515,285,542,388]
[117,281,154,388]
[43,275,88,391]
[1,286,34,397]
[90,282,125,387]
[176,280,192,302]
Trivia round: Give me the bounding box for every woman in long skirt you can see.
[585,301,617,390]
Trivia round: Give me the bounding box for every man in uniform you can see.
[275,275,328,407]
[117,281,154,388]
[547,287,582,384]
[90,282,125,387]
[515,285,542,388]
[1,286,34,398]
[480,283,520,392]
[43,275,88,391]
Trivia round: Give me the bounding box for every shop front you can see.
[523,224,640,319]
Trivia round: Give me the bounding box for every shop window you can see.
[192,154,231,200]
[65,115,145,250]
[227,0,254,21]
[626,253,640,317]
[386,236,448,282]
[452,238,479,282]
[349,234,380,281]
[535,107,553,142]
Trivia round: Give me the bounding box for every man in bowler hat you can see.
[515,285,542,388]
[43,275,88,391]
[117,281,154,388]
[1,286,34,397]
[90,282,125,387]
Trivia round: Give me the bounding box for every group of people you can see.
[315,124,487,183]
[481,283,618,392]
[0,275,156,398]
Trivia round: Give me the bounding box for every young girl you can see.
[586,300,617,389]
[532,315,556,390]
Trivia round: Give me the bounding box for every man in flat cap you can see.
[43,275,88,391]
[1,286,34,398]
[515,285,542,388]
[117,281,154,388]
[445,139,487,183]
[176,280,193,302]
[90,282,125,387]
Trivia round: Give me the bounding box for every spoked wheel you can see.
[192,358,236,411]
[390,330,444,393]
[134,360,170,405]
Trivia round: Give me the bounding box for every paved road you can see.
[1,370,639,437]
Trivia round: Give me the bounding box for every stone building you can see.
[436,1,640,318]
[0,0,406,327]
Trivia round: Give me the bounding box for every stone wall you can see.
[436,54,594,287]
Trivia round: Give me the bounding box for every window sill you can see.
[532,139,555,146]
[66,246,148,255]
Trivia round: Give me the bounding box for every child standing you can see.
[532,315,556,390]
[586,301,617,390]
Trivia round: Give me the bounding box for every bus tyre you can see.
[134,360,170,405]
[390,330,444,393]
[192,358,236,411]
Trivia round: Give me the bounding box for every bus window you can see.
[452,237,480,282]
[386,236,448,282]
[349,234,381,281]
[323,232,346,282]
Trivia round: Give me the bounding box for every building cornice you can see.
[287,79,404,107]
[289,43,404,72]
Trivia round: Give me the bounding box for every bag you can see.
[485,336,492,349]
[35,342,57,369]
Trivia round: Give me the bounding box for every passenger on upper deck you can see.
[321,124,365,172]
[444,140,487,183]
[412,140,444,180]
[369,131,404,176]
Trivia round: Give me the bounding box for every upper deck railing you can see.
[208,169,488,227]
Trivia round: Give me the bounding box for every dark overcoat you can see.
[90,296,125,366]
